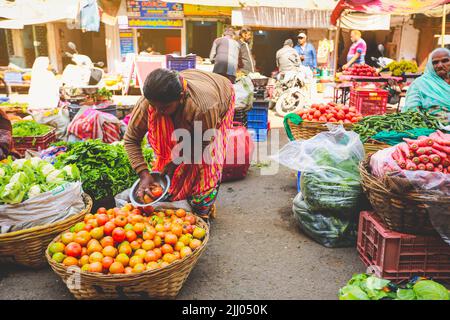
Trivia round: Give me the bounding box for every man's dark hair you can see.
[143,68,183,103]
[239,27,251,37]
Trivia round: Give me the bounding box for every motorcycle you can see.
[61,42,105,103]
[371,44,401,105]
[271,66,312,117]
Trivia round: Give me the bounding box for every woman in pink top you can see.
[343,30,367,70]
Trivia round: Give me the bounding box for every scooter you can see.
[61,42,105,103]
[371,44,400,105]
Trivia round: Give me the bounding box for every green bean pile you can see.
[352,111,443,142]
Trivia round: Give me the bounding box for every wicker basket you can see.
[359,156,448,235]
[46,218,209,299]
[286,119,353,140]
[0,193,92,268]
[363,139,390,154]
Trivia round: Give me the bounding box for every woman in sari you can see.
[402,48,450,124]
[124,68,235,218]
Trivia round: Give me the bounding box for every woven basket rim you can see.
[46,216,209,280]
[360,155,450,203]
[287,118,353,129]
[0,193,93,240]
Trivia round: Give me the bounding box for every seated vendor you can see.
[0,110,19,161]
[124,68,235,219]
[402,48,450,124]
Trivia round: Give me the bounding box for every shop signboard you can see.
[119,29,135,58]
[183,4,232,16]
[128,17,183,29]
[126,0,184,19]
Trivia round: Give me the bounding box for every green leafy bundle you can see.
[12,121,52,137]
[0,157,80,204]
[339,274,450,300]
[54,140,154,201]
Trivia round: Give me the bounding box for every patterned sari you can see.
[147,91,235,216]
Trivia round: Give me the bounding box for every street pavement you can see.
[0,110,366,300]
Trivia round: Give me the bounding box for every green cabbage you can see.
[413,280,449,300]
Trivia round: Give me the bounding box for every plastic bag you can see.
[234,76,254,112]
[292,193,357,248]
[0,182,84,233]
[273,125,364,212]
[114,188,192,212]
[32,108,70,140]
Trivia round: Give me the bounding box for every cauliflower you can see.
[0,168,5,178]
[40,163,55,176]
[28,185,41,198]
[30,157,42,169]
[62,164,80,180]
[10,172,26,185]
[46,169,65,184]
[11,159,27,171]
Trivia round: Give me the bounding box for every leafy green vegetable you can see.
[396,288,416,300]
[413,280,449,300]
[339,285,370,300]
[12,121,52,137]
[54,140,154,201]
[0,157,79,204]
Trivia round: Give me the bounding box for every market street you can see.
[0,116,365,300]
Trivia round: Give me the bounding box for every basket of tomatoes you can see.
[45,204,209,299]
[287,102,363,141]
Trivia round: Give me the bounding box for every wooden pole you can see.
[333,19,341,76]
[442,4,447,48]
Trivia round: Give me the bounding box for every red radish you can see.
[426,163,435,171]
[429,154,441,164]
[419,155,430,163]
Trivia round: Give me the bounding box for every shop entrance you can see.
[137,29,182,55]
[186,21,218,58]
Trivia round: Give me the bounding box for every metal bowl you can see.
[129,172,170,208]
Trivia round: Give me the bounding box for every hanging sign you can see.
[126,0,184,18]
[128,17,183,29]
[119,29,135,58]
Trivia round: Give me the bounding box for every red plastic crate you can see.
[13,129,57,156]
[350,89,388,116]
[357,211,450,282]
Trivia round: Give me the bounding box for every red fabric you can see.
[68,108,120,143]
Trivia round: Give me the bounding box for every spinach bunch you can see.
[55,140,153,201]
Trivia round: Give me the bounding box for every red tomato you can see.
[329,117,337,122]
[112,227,126,243]
[103,221,116,235]
[96,214,109,227]
[318,116,327,122]
[351,117,358,123]
[65,242,82,258]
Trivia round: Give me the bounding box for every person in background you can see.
[402,48,450,124]
[124,68,235,219]
[276,39,301,72]
[0,110,19,161]
[343,30,367,70]
[294,33,317,70]
[209,27,240,83]
[140,44,159,56]
[238,27,255,74]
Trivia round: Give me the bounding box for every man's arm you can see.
[310,44,317,68]
[343,52,360,70]
[209,39,218,62]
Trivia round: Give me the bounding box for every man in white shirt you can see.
[276,39,301,72]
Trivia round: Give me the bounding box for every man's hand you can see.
[342,63,349,70]
[300,55,305,61]
[137,170,157,202]
[161,161,178,179]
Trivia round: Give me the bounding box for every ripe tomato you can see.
[161,244,174,254]
[79,255,90,267]
[102,245,118,258]
[90,227,104,240]
[144,250,158,263]
[150,186,163,199]
[102,256,114,270]
[125,230,137,242]
[133,222,145,235]
[118,243,132,256]
[103,221,116,235]
[143,227,156,240]
[100,236,114,248]
[65,242,82,258]
[109,262,125,274]
[164,233,178,246]
[153,248,163,259]
[189,239,202,250]
[131,209,142,216]
[129,256,144,268]
[130,240,141,251]
[89,252,104,263]
[115,253,130,267]
[153,235,162,248]
[184,215,196,225]
[97,207,107,215]
[61,232,75,245]
[162,253,177,264]
[142,240,155,251]
[83,224,93,232]
[63,256,79,267]
[87,242,103,255]
[180,246,193,258]
[171,224,183,237]
[115,215,127,227]
[112,227,126,243]
[175,208,186,218]
[88,261,103,273]
[96,214,109,227]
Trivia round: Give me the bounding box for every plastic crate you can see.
[248,102,269,124]
[166,54,196,71]
[248,128,267,142]
[349,89,388,116]
[233,109,248,127]
[357,211,450,282]
[13,128,57,156]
